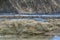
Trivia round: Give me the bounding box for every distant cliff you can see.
[0,0,60,14]
[0,0,17,13]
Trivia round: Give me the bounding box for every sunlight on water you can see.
[52,36,60,40]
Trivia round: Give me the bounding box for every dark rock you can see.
[0,0,60,13]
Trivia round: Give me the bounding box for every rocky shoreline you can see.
[0,19,59,37]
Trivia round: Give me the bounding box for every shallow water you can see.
[52,36,60,40]
[0,13,60,21]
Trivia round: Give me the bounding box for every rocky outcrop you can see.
[0,0,60,13]
[0,0,17,13]
[0,19,57,36]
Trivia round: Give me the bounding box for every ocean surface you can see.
[0,13,60,21]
